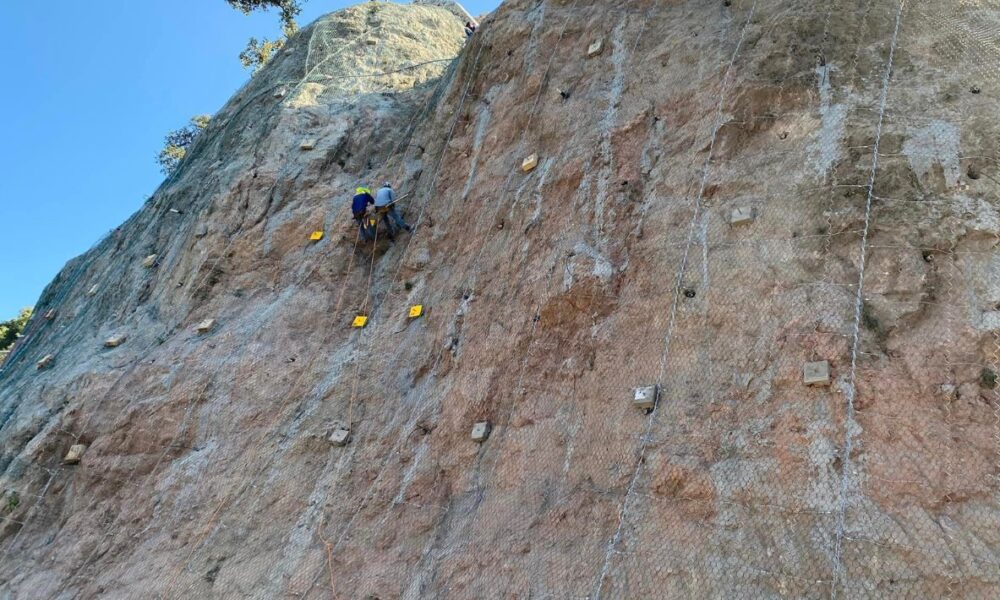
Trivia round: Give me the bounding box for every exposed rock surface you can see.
[2,1,999,598]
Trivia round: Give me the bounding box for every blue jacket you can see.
[352,192,374,216]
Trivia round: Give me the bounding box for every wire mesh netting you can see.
[1,0,999,598]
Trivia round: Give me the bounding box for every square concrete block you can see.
[730,206,754,226]
[142,254,158,268]
[587,39,604,57]
[366,38,378,45]
[196,319,216,334]
[329,426,351,447]
[300,139,317,151]
[37,355,54,370]
[522,154,538,173]
[86,285,99,297]
[274,88,287,99]
[803,361,831,386]
[633,385,658,410]
[64,444,87,465]
[104,335,127,348]
[471,421,491,442]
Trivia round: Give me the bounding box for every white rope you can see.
[297,31,491,599]
[831,1,906,597]
[593,3,758,596]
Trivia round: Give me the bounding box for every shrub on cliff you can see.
[156,115,211,175]
[227,0,302,72]
[226,0,302,25]
[0,307,33,352]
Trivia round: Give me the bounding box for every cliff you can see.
[1,1,999,598]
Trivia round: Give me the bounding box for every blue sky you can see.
[0,0,499,319]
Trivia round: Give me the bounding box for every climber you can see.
[464,21,478,38]
[374,181,412,241]
[351,186,376,240]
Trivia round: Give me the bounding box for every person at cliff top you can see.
[464,21,477,38]
[375,181,412,241]
[351,186,375,241]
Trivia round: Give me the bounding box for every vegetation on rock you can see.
[227,0,303,72]
[156,115,211,175]
[0,307,32,354]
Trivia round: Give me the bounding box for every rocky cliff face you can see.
[2,1,999,598]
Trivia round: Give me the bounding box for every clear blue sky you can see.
[0,0,498,319]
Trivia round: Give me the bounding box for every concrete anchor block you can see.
[274,88,287,99]
[366,38,378,45]
[522,154,539,173]
[86,285,99,297]
[803,361,831,386]
[471,421,491,442]
[587,39,604,57]
[37,355,54,370]
[633,385,658,410]
[196,319,216,334]
[104,335,127,349]
[142,254,158,268]
[64,444,87,465]
[300,139,317,151]
[329,426,351,447]
[730,206,755,226]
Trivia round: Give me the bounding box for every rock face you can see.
[1,1,999,598]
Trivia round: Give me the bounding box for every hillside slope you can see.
[2,1,1000,598]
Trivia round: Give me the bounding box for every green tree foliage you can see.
[239,21,298,73]
[226,0,302,28]
[156,115,211,176]
[0,307,33,353]
[228,0,303,73]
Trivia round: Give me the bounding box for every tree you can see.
[0,307,33,353]
[156,115,211,176]
[226,0,302,29]
[227,1,303,73]
[239,21,299,73]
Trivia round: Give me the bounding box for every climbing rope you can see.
[405,1,684,586]
[592,2,759,595]
[298,26,492,597]
[4,7,459,592]
[20,14,395,593]
[832,2,907,596]
[298,0,645,592]
[158,17,463,595]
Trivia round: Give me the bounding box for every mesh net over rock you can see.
[1,1,1000,598]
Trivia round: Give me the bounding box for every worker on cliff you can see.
[351,186,376,240]
[464,21,478,38]
[374,181,412,241]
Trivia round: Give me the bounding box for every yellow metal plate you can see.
[310,231,324,241]
[409,305,424,318]
[352,315,368,328]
